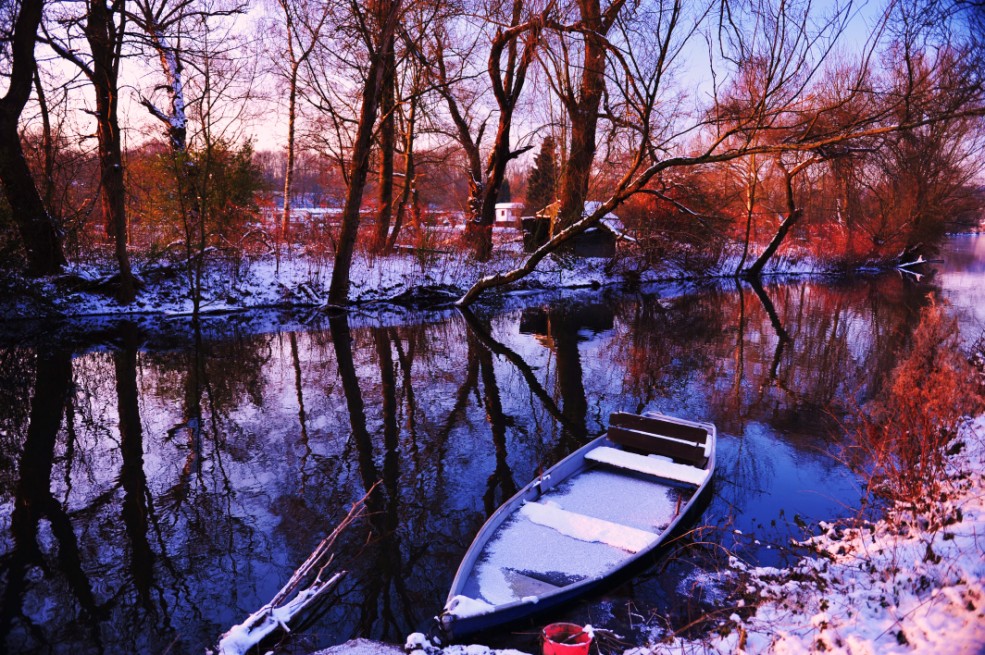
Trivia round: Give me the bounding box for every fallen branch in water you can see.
[213,487,376,655]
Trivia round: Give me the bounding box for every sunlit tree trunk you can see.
[281,60,300,251]
[386,87,418,251]
[373,46,397,253]
[551,0,626,237]
[736,154,758,274]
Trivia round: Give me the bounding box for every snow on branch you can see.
[212,486,376,655]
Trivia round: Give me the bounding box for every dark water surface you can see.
[2,235,983,654]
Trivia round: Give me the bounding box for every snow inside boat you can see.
[437,412,717,640]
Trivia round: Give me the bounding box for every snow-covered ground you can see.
[0,239,835,320]
[1,249,644,319]
[396,414,985,655]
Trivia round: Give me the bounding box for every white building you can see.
[494,202,525,229]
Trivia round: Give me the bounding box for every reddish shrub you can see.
[854,300,984,505]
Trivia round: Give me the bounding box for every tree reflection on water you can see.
[0,266,964,654]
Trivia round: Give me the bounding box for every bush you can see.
[854,300,984,505]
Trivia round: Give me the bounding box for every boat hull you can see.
[437,413,717,641]
[439,476,715,640]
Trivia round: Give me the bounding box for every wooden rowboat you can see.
[436,411,717,640]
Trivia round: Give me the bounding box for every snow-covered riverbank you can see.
[0,250,646,318]
[330,414,985,655]
[0,243,838,319]
[641,414,985,654]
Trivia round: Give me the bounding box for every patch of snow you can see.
[444,595,496,618]
[585,446,709,486]
[648,415,985,654]
[405,633,530,655]
[520,501,658,553]
[315,637,404,655]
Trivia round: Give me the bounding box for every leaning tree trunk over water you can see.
[0,0,66,276]
[744,158,817,279]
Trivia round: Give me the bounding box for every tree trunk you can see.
[282,63,299,253]
[86,0,136,303]
[327,0,402,305]
[373,46,397,253]
[437,4,540,261]
[745,209,803,278]
[0,0,66,276]
[745,166,805,278]
[736,154,757,274]
[551,0,613,237]
[387,91,418,251]
[465,116,516,260]
[33,71,56,209]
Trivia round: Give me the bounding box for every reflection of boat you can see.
[436,412,717,640]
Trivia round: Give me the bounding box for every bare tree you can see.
[0,0,66,276]
[543,0,627,239]
[129,0,192,152]
[431,0,548,260]
[325,0,406,305]
[385,51,427,250]
[272,0,330,255]
[46,0,136,302]
[372,16,398,254]
[456,0,985,305]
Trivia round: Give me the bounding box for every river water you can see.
[1,235,983,655]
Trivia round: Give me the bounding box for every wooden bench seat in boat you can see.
[606,425,709,467]
[610,412,709,444]
[585,446,711,487]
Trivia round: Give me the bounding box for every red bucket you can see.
[542,623,592,655]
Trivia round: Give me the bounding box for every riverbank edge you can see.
[0,245,911,323]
